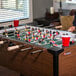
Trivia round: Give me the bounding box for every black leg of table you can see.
[20,74,24,76]
[53,54,59,76]
[48,47,64,76]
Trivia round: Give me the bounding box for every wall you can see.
[53,0,76,12]
[33,0,53,19]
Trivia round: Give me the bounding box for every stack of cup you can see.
[62,33,70,47]
[14,20,19,27]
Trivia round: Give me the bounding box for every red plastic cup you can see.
[62,37,70,47]
[14,20,19,27]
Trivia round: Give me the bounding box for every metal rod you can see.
[31,50,43,54]
[21,47,32,51]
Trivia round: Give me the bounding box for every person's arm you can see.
[68,26,75,32]
[68,15,76,32]
[55,25,62,29]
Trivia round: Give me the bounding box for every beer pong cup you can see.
[62,37,70,47]
[14,20,19,27]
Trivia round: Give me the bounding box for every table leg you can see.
[20,74,25,76]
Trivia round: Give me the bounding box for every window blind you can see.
[2,0,16,9]
[0,0,29,22]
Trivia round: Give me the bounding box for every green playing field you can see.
[8,34,62,49]
[3,27,63,49]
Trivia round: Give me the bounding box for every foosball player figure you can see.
[53,44,58,47]
[17,34,20,40]
[25,26,26,28]
[46,30,49,34]
[25,26,28,31]
[50,41,53,46]
[24,36,27,41]
[28,30,31,35]
[17,33,20,37]
[5,32,8,37]
[41,38,44,42]
[15,29,20,37]
[32,28,34,31]
[35,28,37,31]
[24,36,28,42]
[15,28,20,34]
[56,31,59,35]
[50,40,58,47]
[25,40,28,42]
[42,29,44,32]
[36,36,38,40]
[38,29,41,33]
[15,33,20,40]
[39,32,42,36]
[45,30,49,36]
[39,40,42,44]
[52,31,57,39]
[38,34,41,38]
[70,40,75,44]
[4,29,8,37]
[9,25,13,28]
[32,35,34,40]
[28,26,30,29]
[26,34,28,38]
[42,34,45,39]
[28,38,31,42]
[33,32,34,36]
[24,28,27,31]
[49,31,52,38]
[50,40,55,44]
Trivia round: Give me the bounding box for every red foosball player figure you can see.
[38,29,41,33]
[28,38,31,42]
[28,31,30,35]
[17,34,20,37]
[9,25,13,28]
[36,36,38,40]
[50,43,58,47]
[16,33,21,40]
[43,34,45,38]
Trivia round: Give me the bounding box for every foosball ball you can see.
[0,25,76,76]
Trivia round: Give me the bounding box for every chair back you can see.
[60,16,74,30]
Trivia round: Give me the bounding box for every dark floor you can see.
[0,66,20,76]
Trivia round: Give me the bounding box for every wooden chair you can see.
[55,16,74,31]
[60,16,74,30]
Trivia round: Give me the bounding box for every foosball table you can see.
[0,25,76,76]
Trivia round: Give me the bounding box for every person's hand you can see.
[68,26,75,32]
